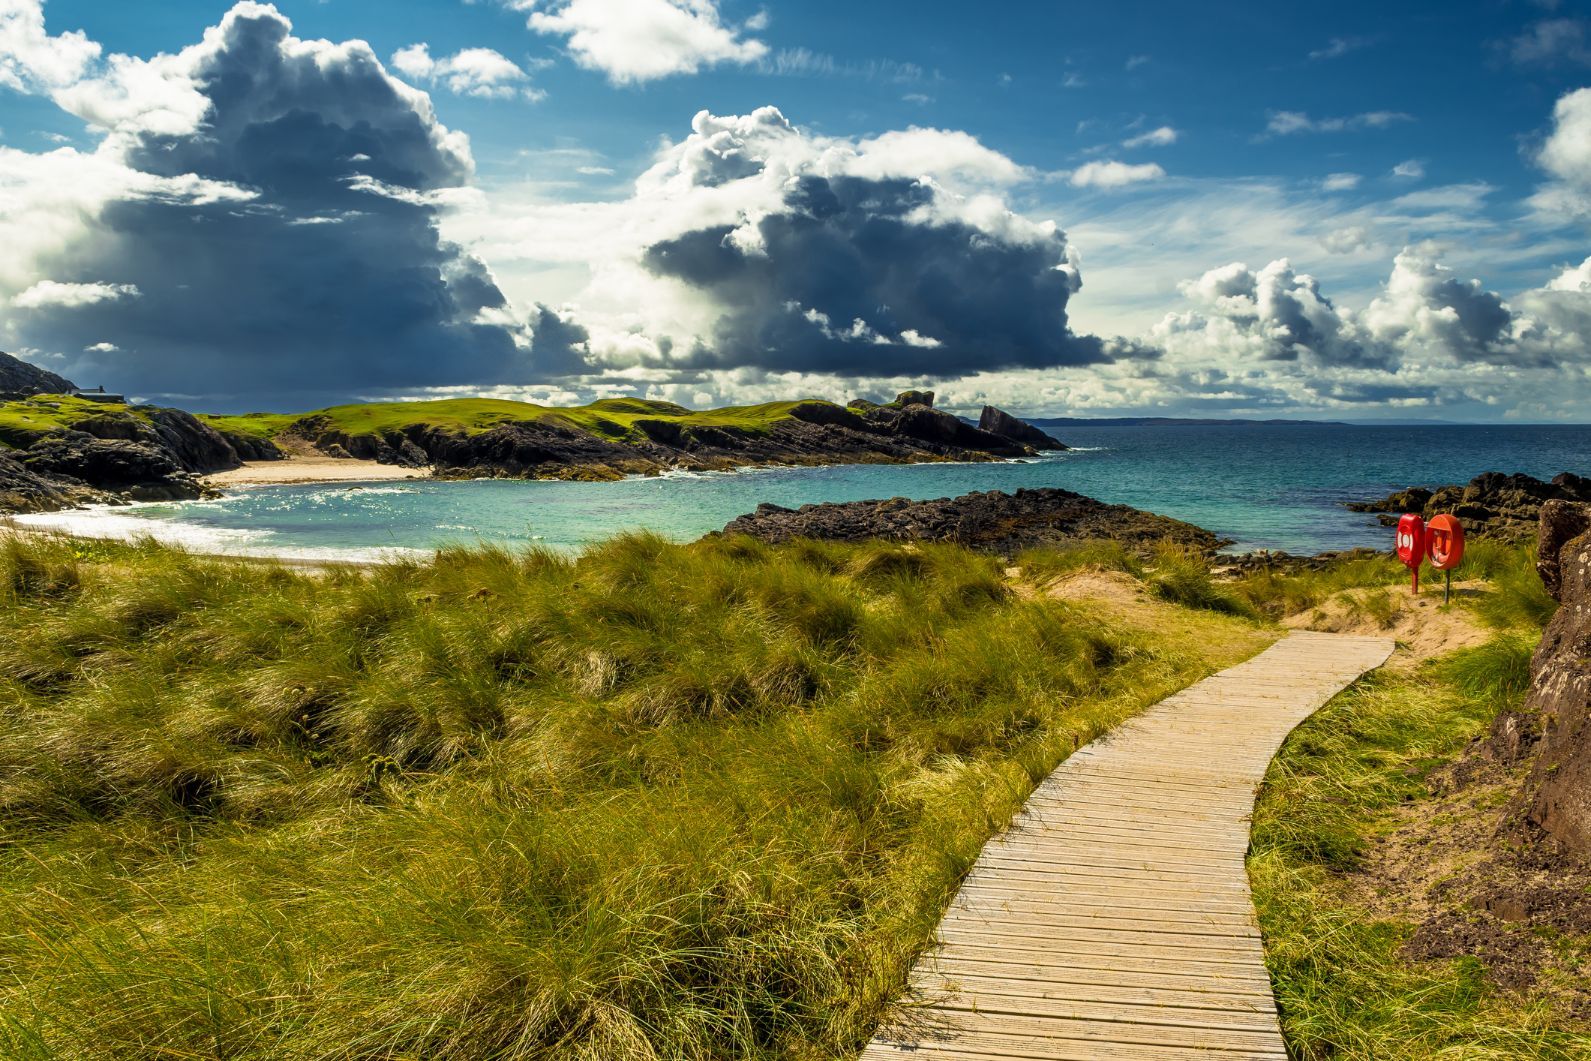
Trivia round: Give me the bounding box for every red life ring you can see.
[1426,514,1465,571]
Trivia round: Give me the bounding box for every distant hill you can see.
[1029,416,1351,427]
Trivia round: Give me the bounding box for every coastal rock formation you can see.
[0,351,74,399]
[20,434,208,501]
[0,450,105,512]
[1348,471,1591,539]
[717,487,1221,555]
[287,390,1067,482]
[978,405,1067,450]
[0,391,281,512]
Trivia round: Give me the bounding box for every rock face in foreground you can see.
[978,405,1066,450]
[1505,500,1591,854]
[718,487,1220,555]
[1348,471,1591,539]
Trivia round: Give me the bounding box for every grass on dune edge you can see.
[0,531,1268,1060]
[1249,540,1591,1060]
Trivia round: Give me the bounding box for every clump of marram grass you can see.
[1145,542,1259,617]
[0,531,1261,1060]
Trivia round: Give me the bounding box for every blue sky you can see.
[1,0,1588,418]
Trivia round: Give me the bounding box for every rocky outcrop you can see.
[281,390,1063,482]
[1348,471,1591,539]
[0,450,105,512]
[0,351,74,399]
[20,433,208,501]
[0,395,277,512]
[717,487,1221,556]
[978,405,1067,450]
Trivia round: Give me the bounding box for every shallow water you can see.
[16,422,1591,561]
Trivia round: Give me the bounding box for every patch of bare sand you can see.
[204,457,428,487]
[1016,567,1278,662]
[1282,582,1490,669]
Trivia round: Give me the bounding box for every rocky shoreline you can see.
[716,487,1222,556]
[1347,471,1591,540]
[289,392,1061,482]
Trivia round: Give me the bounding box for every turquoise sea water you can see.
[17,423,1591,561]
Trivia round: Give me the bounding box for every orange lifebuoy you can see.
[1426,513,1465,571]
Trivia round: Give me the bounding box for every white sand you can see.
[203,458,429,487]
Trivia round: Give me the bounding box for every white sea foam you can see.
[7,508,425,565]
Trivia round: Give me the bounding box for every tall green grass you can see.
[0,532,1261,1059]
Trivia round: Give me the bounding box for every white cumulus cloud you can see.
[14,280,139,308]
[520,0,767,84]
[1070,159,1166,189]
[391,43,543,100]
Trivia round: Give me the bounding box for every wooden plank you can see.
[860,631,1393,1060]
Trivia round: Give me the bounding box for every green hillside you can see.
[202,397,832,444]
[0,393,153,447]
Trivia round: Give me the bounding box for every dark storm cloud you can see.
[18,3,584,409]
[641,172,1112,377]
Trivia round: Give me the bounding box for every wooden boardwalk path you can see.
[863,630,1395,1061]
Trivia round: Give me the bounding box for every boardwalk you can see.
[863,630,1395,1061]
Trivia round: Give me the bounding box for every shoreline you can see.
[201,457,431,487]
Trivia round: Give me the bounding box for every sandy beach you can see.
[202,457,430,487]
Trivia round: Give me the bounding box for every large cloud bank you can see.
[1,1,585,407]
[633,108,1116,377]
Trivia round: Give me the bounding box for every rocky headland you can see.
[0,353,279,513]
[716,487,1221,556]
[0,359,1071,514]
[1348,471,1591,539]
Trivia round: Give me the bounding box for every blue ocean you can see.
[19,422,1591,562]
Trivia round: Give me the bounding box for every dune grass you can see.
[0,532,1265,1059]
[1249,543,1591,1059]
[201,397,834,447]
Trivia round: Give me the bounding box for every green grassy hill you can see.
[202,397,833,445]
[0,393,155,448]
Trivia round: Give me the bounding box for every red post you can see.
[1396,513,1426,597]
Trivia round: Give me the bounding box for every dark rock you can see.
[894,389,935,408]
[0,350,74,399]
[716,487,1221,556]
[142,408,244,474]
[1347,471,1591,539]
[0,449,103,511]
[892,404,1029,456]
[978,405,1067,450]
[21,432,205,500]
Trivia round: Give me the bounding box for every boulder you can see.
[978,405,1067,450]
[894,389,935,408]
